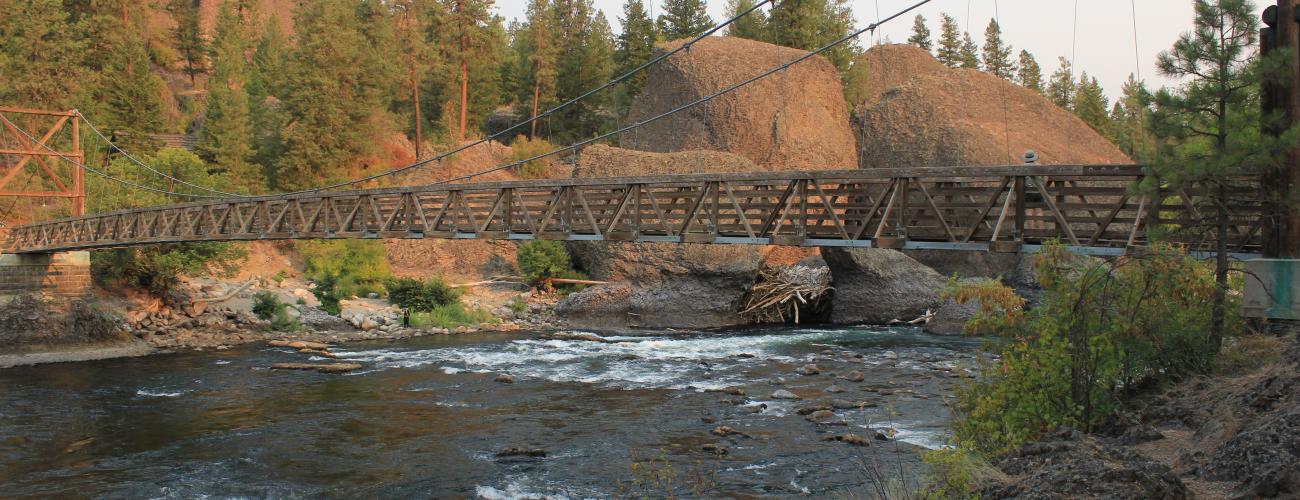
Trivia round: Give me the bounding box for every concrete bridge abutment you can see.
[0,252,92,298]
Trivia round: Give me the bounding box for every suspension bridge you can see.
[0,0,1286,263]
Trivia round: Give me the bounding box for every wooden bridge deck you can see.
[2,165,1266,255]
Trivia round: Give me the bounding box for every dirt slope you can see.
[844,43,947,108]
[621,36,858,171]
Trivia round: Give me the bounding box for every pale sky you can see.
[491,0,1272,100]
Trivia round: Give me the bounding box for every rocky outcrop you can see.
[822,248,944,324]
[981,427,1190,499]
[621,36,857,170]
[852,45,1130,168]
[844,43,947,107]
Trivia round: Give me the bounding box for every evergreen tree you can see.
[197,1,262,193]
[1016,49,1043,93]
[725,0,768,41]
[1149,0,1286,348]
[552,0,615,141]
[247,15,288,170]
[167,0,207,85]
[274,0,387,190]
[981,19,1014,78]
[439,0,503,142]
[656,0,711,40]
[769,0,859,73]
[1110,74,1152,159]
[517,0,559,137]
[615,0,657,113]
[1071,72,1110,136]
[959,32,980,69]
[392,0,440,158]
[1046,56,1074,108]
[907,14,931,51]
[106,26,167,152]
[0,0,85,109]
[935,13,961,67]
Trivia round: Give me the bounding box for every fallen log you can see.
[192,281,254,304]
[269,340,330,351]
[271,362,363,374]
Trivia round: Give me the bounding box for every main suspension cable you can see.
[74,110,253,198]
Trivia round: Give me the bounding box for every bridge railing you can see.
[3,165,1265,254]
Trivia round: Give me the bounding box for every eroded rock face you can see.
[982,428,1190,500]
[821,248,944,324]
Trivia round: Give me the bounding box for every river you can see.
[0,326,984,498]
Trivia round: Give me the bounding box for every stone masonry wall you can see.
[0,252,92,297]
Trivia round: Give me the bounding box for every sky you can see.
[491,0,1273,100]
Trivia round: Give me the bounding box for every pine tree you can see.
[1149,0,1285,348]
[0,0,85,109]
[959,32,980,69]
[393,0,440,158]
[552,0,615,141]
[248,15,288,170]
[1046,56,1074,109]
[197,1,262,193]
[517,0,559,137]
[275,0,387,190]
[1071,73,1110,137]
[106,26,167,152]
[1016,49,1043,94]
[615,0,657,113]
[907,14,931,51]
[167,0,207,85]
[1110,74,1151,159]
[439,0,503,142]
[656,0,712,40]
[935,14,961,67]
[981,19,1014,78]
[725,0,768,41]
[769,0,860,73]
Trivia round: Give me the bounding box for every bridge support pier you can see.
[0,252,91,298]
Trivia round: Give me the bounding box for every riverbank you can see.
[962,331,1300,499]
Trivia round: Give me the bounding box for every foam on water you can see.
[135,389,185,398]
[337,330,858,390]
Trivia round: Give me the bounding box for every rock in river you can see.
[796,364,821,376]
[771,389,801,400]
[494,374,515,384]
[805,410,847,425]
[822,248,944,324]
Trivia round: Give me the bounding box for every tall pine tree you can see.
[0,0,85,109]
[1046,56,1074,109]
[516,0,559,137]
[167,0,207,85]
[656,0,711,40]
[274,0,387,189]
[552,0,615,141]
[981,19,1013,78]
[768,0,859,73]
[1016,49,1043,94]
[725,0,768,41]
[1071,72,1111,137]
[935,14,961,67]
[196,1,262,193]
[959,32,980,69]
[907,14,931,51]
[615,0,657,113]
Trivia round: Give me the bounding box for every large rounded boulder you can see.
[621,36,858,170]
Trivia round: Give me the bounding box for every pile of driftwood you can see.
[741,265,832,324]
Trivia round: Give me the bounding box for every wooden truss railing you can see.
[2,165,1266,254]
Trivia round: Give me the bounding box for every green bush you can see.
[251,291,300,331]
[517,240,574,282]
[950,242,1234,453]
[92,242,245,295]
[918,448,1001,499]
[385,276,461,312]
[409,303,499,329]
[510,135,553,179]
[299,240,390,314]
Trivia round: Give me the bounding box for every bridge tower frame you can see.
[0,107,85,222]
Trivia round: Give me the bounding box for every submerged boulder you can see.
[822,248,944,325]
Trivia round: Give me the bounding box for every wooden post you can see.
[1013,176,1026,240]
[71,113,83,217]
[1275,0,1300,257]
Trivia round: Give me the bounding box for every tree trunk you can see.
[531,79,541,137]
[412,70,422,160]
[459,57,468,142]
[1211,182,1229,352]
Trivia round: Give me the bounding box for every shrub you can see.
[92,242,245,295]
[409,303,499,329]
[510,135,553,179]
[385,277,461,312]
[252,291,301,332]
[950,242,1235,453]
[517,240,573,282]
[918,448,1002,499]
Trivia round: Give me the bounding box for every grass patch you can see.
[409,303,500,329]
[1216,333,1286,375]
